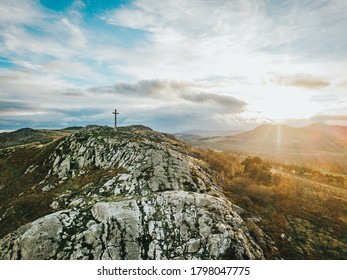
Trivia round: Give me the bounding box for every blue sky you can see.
[1,0,347,132]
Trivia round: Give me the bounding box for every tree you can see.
[241,156,272,185]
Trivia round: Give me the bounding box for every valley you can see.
[182,124,347,174]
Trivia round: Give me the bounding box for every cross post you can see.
[112,109,119,127]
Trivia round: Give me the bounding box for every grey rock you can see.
[0,125,266,260]
[42,184,55,192]
[50,201,60,210]
[0,191,264,260]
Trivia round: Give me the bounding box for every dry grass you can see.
[198,148,347,259]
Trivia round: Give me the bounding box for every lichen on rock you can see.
[0,125,265,260]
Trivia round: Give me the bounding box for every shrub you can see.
[195,149,242,179]
[241,156,272,185]
[272,173,282,186]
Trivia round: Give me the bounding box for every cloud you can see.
[180,92,246,112]
[89,79,247,112]
[113,80,192,96]
[338,81,347,88]
[2,24,76,60]
[0,0,45,25]
[61,89,86,97]
[100,0,275,79]
[309,114,347,122]
[100,0,347,80]
[78,79,249,131]
[0,1,88,66]
[271,74,330,89]
[0,100,37,115]
[42,60,95,79]
[88,79,190,96]
[0,0,346,131]
[122,102,254,132]
[0,71,74,99]
[61,18,87,48]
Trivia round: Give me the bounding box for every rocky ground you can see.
[0,125,266,260]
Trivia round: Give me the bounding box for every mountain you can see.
[0,125,265,260]
[174,129,243,142]
[176,129,243,137]
[188,124,347,173]
[0,127,81,149]
[226,124,347,152]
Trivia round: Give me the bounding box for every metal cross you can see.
[112,109,119,127]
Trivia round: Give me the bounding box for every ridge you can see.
[0,125,265,260]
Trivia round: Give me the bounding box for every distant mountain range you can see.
[186,123,347,173]
[226,123,347,153]
[174,129,243,141]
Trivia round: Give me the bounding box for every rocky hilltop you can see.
[0,125,264,260]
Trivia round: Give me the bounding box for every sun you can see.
[251,85,322,122]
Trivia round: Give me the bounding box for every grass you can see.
[0,135,127,239]
[1,128,346,259]
[228,174,347,259]
[197,148,347,259]
[0,141,60,238]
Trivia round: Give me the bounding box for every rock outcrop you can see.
[0,125,264,259]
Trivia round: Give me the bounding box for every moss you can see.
[183,181,197,192]
[152,208,164,220]
[0,134,128,239]
[0,141,60,238]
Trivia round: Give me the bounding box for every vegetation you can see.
[0,128,72,149]
[193,149,242,179]
[0,138,125,239]
[241,156,272,185]
[0,127,346,259]
[196,148,347,259]
[271,162,345,188]
[0,142,58,238]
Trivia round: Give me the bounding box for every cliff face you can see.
[0,125,264,260]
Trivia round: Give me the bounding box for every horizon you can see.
[1,121,346,135]
[1,0,347,132]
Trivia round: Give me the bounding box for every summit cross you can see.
[112,109,119,127]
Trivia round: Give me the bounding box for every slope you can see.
[0,125,264,260]
[189,124,347,173]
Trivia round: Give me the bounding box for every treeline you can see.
[194,148,346,226]
[194,149,272,184]
[271,162,345,188]
[194,148,347,259]
[194,148,345,188]
[193,149,242,179]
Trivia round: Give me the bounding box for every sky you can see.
[0,0,347,132]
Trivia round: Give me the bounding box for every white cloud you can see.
[42,60,95,79]
[61,18,87,48]
[0,0,346,130]
[2,25,75,59]
[101,0,347,81]
[0,0,89,62]
[101,0,275,79]
[92,79,246,109]
[0,0,45,24]
[270,74,330,89]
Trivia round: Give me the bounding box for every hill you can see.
[193,149,347,259]
[224,123,347,152]
[0,125,264,260]
[1,125,346,259]
[188,124,347,173]
[174,129,243,142]
[0,127,80,149]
